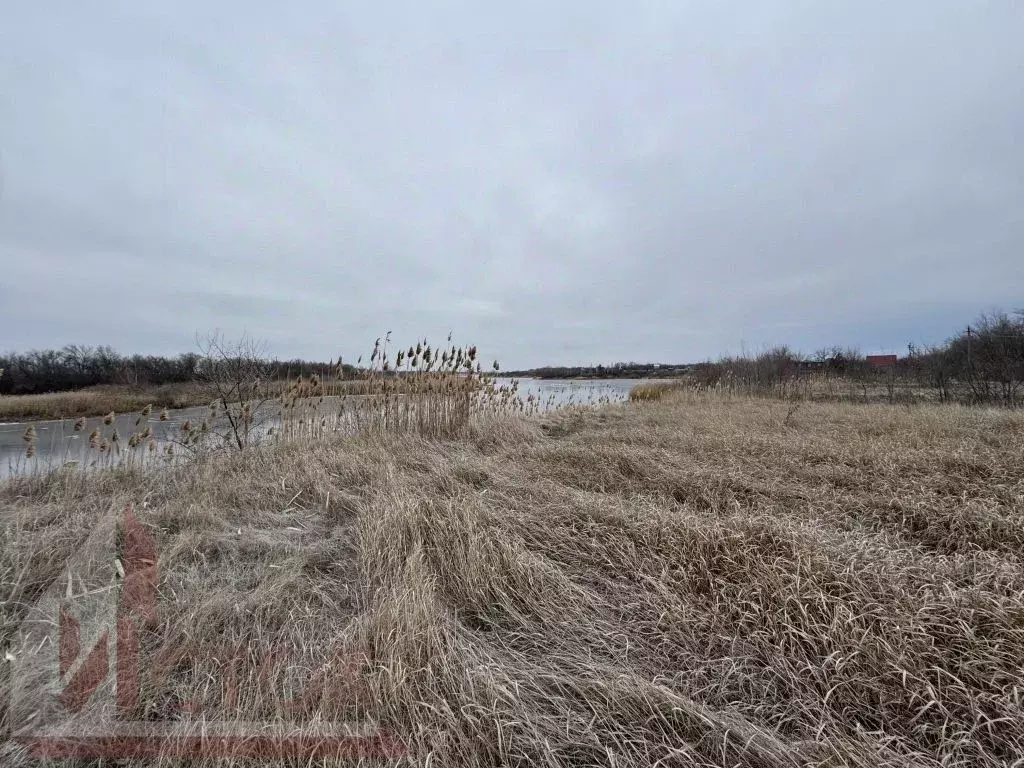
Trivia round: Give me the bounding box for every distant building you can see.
[866,354,898,368]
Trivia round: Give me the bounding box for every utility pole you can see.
[966,326,973,371]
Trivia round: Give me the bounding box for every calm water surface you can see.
[0,378,651,478]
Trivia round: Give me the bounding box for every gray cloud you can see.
[1,1,1022,367]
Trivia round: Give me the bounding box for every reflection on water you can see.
[0,378,646,478]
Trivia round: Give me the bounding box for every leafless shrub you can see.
[946,311,1024,406]
[193,333,277,450]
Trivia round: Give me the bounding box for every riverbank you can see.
[0,378,408,422]
[0,383,213,422]
[3,392,1023,765]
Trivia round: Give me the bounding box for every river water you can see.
[0,378,650,478]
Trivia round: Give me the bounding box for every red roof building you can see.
[866,354,898,368]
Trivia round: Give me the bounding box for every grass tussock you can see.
[627,381,679,402]
[2,394,1024,766]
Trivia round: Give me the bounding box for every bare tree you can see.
[947,312,1024,405]
[908,343,954,404]
[194,333,277,450]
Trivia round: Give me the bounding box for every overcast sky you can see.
[1,2,1021,367]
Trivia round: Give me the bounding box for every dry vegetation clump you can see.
[277,333,526,443]
[2,392,1023,766]
[628,381,681,402]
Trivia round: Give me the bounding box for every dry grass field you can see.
[2,391,1023,766]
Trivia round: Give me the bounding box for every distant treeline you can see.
[693,310,1024,406]
[3,310,1021,405]
[505,362,692,379]
[0,345,355,396]
[510,310,1024,406]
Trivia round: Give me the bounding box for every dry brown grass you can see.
[2,392,1023,766]
[0,384,218,422]
[628,381,680,402]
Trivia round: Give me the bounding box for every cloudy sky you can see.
[1,2,1021,367]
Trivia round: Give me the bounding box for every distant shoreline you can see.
[502,367,692,380]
